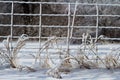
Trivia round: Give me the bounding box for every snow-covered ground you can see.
[0,68,120,80]
[0,42,120,80]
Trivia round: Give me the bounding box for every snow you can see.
[0,68,120,80]
[0,42,120,80]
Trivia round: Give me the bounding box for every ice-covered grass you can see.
[0,34,120,80]
[0,42,120,80]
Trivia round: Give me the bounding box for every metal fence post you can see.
[39,2,42,51]
[10,1,14,52]
[37,2,42,65]
[67,2,71,56]
[96,3,99,39]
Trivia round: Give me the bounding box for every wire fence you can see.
[0,1,120,53]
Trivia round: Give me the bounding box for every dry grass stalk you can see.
[34,36,60,68]
[72,33,100,69]
[104,54,120,69]
[0,34,28,68]
[47,57,72,79]
[41,56,51,68]
[18,65,36,72]
[47,67,62,79]
[70,0,78,38]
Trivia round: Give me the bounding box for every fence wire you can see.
[0,1,120,51]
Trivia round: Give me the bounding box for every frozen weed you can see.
[0,34,28,68]
[104,47,120,69]
[34,36,61,68]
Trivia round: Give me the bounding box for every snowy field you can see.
[0,42,120,80]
